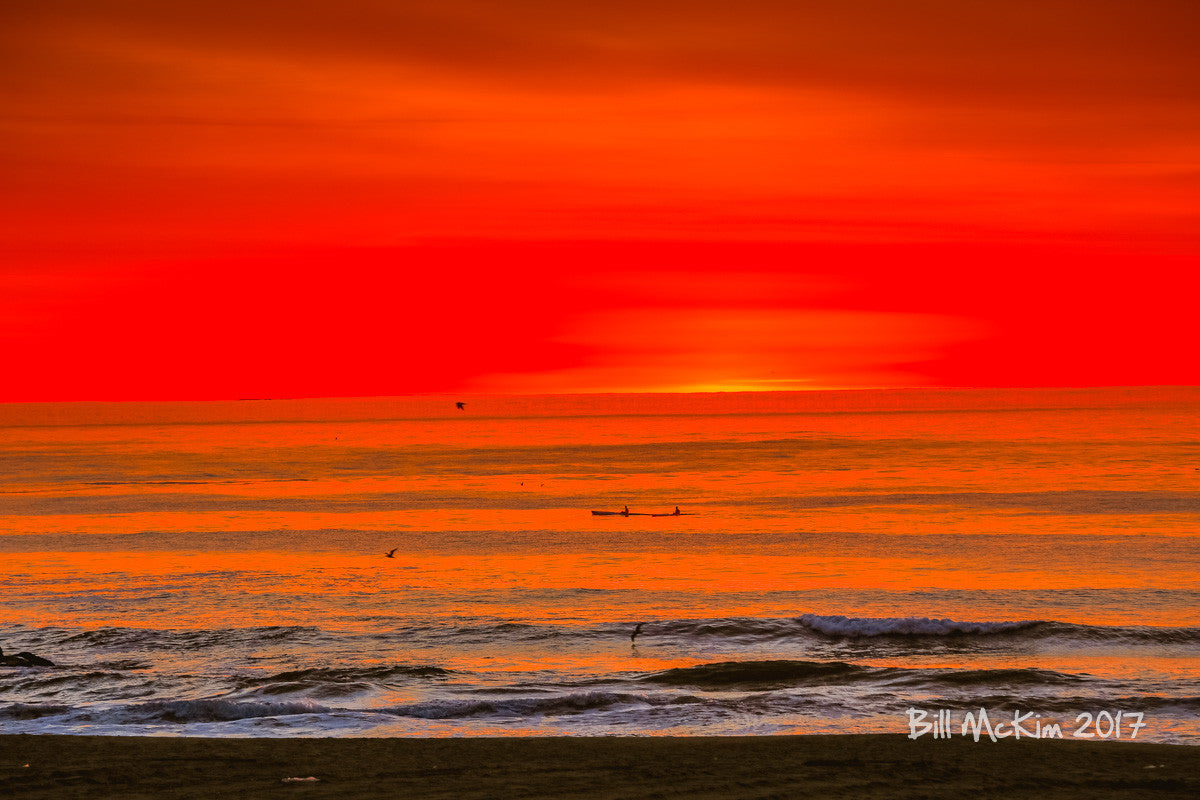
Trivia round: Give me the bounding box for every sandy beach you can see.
[3,733,1197,799]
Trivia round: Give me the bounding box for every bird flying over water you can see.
[455,402,466,410]
[631,622,645,642]
[385,549,397,558]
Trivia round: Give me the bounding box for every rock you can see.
[0,645,56,667]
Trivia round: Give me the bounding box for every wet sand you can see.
[3,733,1198,799]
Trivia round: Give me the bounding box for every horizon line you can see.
[2,384,1197,406]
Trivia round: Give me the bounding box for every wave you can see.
[639,660,1091,691]
[643,660,894,688]
[797,614,1045,637]
[0,703,73,720]
[380,691,649,720]
[652,618,805,641]
[894,667,1090,688]
[795,615,1200,644]
[16,615,1199,661]
[0,691,753,728]
[17,693,658,724]
[0,669,150,693]
[40,625,329,652]
[15,686,1192,730]
[923,695,1200,714]
[1031,621,1200,645]
[225,665,455,699]
[375,690,858,722]
[638,614,1200,647]
[3,698,333,724]
[251,665,453,684]
[117,698,332,724]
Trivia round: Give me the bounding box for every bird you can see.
[455,402,466,410]
[385,549,397,558]
[630,622,645,642]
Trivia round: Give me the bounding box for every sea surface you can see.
[2,388,1198,741]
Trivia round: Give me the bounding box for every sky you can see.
[3,1,1198,400]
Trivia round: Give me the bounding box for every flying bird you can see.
[385,549,397,558]
[455,402,466,410]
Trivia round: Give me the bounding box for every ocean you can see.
[2,388,1198,741]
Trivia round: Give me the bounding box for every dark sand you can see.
[3,734,1197,799]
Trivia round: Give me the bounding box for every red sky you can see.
[3,1,1198,399]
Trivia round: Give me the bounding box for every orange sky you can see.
[3,1,1198,399]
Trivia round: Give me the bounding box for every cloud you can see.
[7,2,1198,194]
[7,2,1199,97]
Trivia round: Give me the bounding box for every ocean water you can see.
[1,388,1198,741]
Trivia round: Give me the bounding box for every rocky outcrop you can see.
[0,646,55,667]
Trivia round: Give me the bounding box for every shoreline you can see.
[3,733,1198,799]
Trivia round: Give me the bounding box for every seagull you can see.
[630,622,645,642]
[385,549,397,558]
[455,402,466,410]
